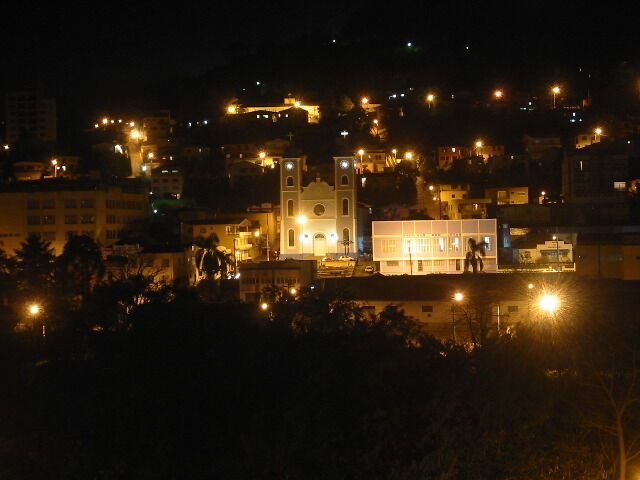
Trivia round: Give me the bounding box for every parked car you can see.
[364,265,374,273]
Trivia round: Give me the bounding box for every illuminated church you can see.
[279,156,358,258]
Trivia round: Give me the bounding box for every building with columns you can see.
[279,156,358,258]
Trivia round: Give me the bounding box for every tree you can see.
[193,234,232,282]
[14,234,55,293]
[57,235,104,305]
[463,238,487,273]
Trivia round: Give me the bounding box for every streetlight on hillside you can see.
[451,292,464,343]
[551,86,561,108]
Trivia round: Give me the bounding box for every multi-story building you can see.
[356,149,390,173]
[437,146,470,170]
[151,167,183,199]
[0,180,149,254]
[575,233,640,280]
[181,217,257,262]
[372,219,498,275]
[562,141,631,224]
[575,131,603,149]
[239,260,316,302]
[4,87,56,143]
[103,243,190,286]
[279,156,358,258]
[485,187,529,205]
[226,97,320,124]
[142,111,173,141]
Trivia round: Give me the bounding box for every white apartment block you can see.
[372,219,498,275]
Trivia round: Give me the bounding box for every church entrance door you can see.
[313,233,327,257]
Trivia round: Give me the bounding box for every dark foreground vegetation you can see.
[1,236,640,479]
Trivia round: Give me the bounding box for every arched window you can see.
[287,199,294,217]
[342,228,350,243]
[286,176,294,187]
[341,175,348,186]
[342,198,349,216]
[288,229,295,247]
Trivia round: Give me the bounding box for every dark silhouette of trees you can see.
[13,234,55,294]
[56,235,104,306]
[193,233,232,282]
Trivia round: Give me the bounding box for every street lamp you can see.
[551,86,561,108]
[404,151,413,161]
[493,89,504,99]
[538,293,560,314]
[361,97,369,106]
[357,149,365,171]
[297,215,307,258]
[429,184,443,219]
[452,292,464,343]
[227,105,237,114]
[260,302,269,311]
[28,303,45,338]
[594,127,603,136]
[51,159,58,177]
[426,93,435,109]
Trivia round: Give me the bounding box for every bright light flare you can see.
[538,294,560,313]
[552,86,561,95]
[296,215,307,225]
[290,288,298,295]
[454,292,464,302]
[227,105,237,114]
[28,304,41,315]
[426,94,435,102]
[361,97,369,105]
[594,127,603,135]
[260,302,269,311]
[494,89,504,99]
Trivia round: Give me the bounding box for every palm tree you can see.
[464,238,487,274]
[14,234,55,292]
[193,234,232,282]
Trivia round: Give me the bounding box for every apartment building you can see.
[0,180,149,254]
[372,219,498,275]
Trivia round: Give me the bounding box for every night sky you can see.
[3,2,638,112]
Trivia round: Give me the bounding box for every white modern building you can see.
[279,156,358,258]
[372,219,498,275]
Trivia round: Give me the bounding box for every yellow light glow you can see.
[130,129,141,140]
[391,148,397,154]
[227,105,237,114]
[404,152,413,160]
[594,127,603,135]
[361,97,369,105]
[147,152,155,159]
[101,118,109,125]
[254,231,261,237]
[94,123,99,128]
[552,86,561,95]
[3,144,9,150]
[538,293,560,313]
[541,190,546,196]
[28,304,40,315]
[260,302,269,311]
[296,215,307,225]
[528,283,534,289]
[494,89,504,99]
[357,149,365,156]
[290,288,298,295]
[429,185,434,191]
[426,94,435,102]
[454,292,464,302]
[475,140,483,148]
[129,121,135,127]
[51,159,57,165]
[373,119,379,124]
[294,101,301,107]
[259,151,266,159]
[432,196,438,201]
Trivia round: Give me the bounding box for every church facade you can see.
[279,156,358,259]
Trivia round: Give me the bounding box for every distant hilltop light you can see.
[407,42,412,47]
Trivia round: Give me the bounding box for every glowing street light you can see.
[451,292,464,343]
[494,89,504,99]
[594,127,603,136]
[290,287,298,295]
[538,293,560,313]
[227,105,237,114]
[429,185,434,191]
[259,151,266,159]
[551,86,561,108]
[296,215,307,225]
[3,144,9,151]
[130,129,141,140]
[475,140,483,148]
[361,97,369,105]
[293,101,301,108]
[426,93,435,109]
[373,119,379,125]
[260,302,269,311]
[28,304,41,315]
[404,151,414,160]
[528,283,534,289]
